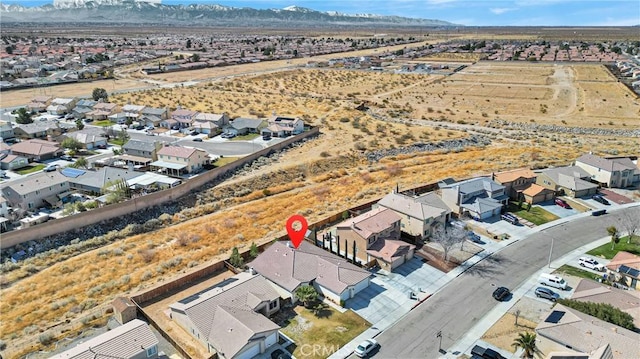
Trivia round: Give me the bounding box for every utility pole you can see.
[436,331,444,354]
[548,236,555,268]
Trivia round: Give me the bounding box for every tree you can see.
[607,226,619,250]
[512,332,540,359]
[190,53,200,62]
[229,247,244,268]
[61,137,83,151]
[71,156,88,169]
[5,45,13,54]
[75,119,84,130]
[295,285,318,308]
[249,242,259,258]
[431,224,465,262]
[103,178,131,204]
[619,210,639,243]
[15,108,33,124]
[92,87,108,102]
[186,39,192,48]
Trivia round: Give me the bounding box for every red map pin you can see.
[286,214,308,249]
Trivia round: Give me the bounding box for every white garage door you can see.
[237,343,260,359]
[265,332,278,348]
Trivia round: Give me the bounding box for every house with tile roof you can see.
[10,138,63,161]
[0,153,28,170]
[334,207,414,271]
[229,118,266,135]
[375,190,451,240]
[86,102,118,121]
[250,240,371,304]
[26,95,52,112]
[0,121,15,142]
[46,97,77,115]
[1,170,70,210]
[261,116,304,138]
[63,167,143,194]
[49,319,159,359]
[64,130,107,150]
[13,120,65,140]
[440,177,508,220]
[122,139,163,161]
[151,145,210,176]
[575,154,640,188]
[536,166,598,198]
[169,272,281,359]
[535,304,639,359]
[141,107,168,120]
[493,168,537,201]
[605,251,640,290]
[171,108,199,128]
[521,183,555,204]
[195,112,230,127]
[570,279,640,328]
[112,297,137,325]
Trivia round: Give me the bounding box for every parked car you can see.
[492,286,510,301]
[592,195,610,205]
[467,231,483,244]
[534,287,559,301]
[592,209,607,216]
[146,125,155,130]
[555,198,571,209]
[190,130,198,136]
[354,339,378,357]
[538,273,568,290]
[192,137,203,142]
[43,164,58,172]
[134,125,145,130]
[171,125,180,130]
[83,118,93,123]
[501,213,519,225]
[579,257,605,271]
[60,155,73,161]
[270,349,292,359]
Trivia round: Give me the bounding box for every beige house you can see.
[26,95,52,112]
[169,272,281,359]
[571,279,640,328]
[112,297,137,325]
[493,168,537,201]
[605,251,640,290]
[536,166,598,198]
[374,191,451,240]
[335,207,414,271]
[49,319,159,359]
[521,183,555,204]
[10,138,64,161]
[1,171,70,210]
[46,97,77,115]
[151,145,210,176]
[575,153,640,188]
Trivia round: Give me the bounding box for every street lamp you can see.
[548,236,555,268]
[436,330,445,354]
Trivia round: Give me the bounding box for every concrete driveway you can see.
[536,200,579,218]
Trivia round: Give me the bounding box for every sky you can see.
[4,0,640,26]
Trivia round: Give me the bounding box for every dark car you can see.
[190,130,199,136]
[555,198,571,209]
[534,287,559,301]
[192,137,203,142]
[592,195,610,205]
[135,125,145,130]
[492,286,510,301]
[467,231,483,244]
[270,349,292,359]
[501,213,519,225]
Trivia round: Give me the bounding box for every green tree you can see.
[5,45,13,54]
[186,39,192,48]
[92,87,108,102]
[103,178,131,204]
[512,332,539,359]
[61,137,83,151]
[249,242,259,258]
[557,299,634,330]
[607,226,619,250]
[75,119,85,130]
[190,53,200,62]
[295,285,318,308]
[15,108,33,124]
[71,156,88,169]
[229,247,244,268]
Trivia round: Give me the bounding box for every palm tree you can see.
[295,285,318,308]
[607,226,619,250]
[512,332,539,358]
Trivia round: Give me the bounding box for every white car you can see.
[354,339,378,357]
[579,257,605,271]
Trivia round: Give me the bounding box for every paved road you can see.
[374,206,640,358]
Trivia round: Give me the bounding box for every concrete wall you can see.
[0,127,320,249]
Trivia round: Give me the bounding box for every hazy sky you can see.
[6,0,640,26]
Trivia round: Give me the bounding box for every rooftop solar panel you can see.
[545,310,565,324]
[619,265,640,278]
[61,167,86,178]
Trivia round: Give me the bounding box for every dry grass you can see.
[481,312,537,354]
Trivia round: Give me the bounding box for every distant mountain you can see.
[0,1,460,28]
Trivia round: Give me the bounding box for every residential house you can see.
[141,107,168,120]
[122,104,146,122]
[440,177,508,220]
[64,130,107,150]
[26,95,52,112]
[122,139,163,161]
[0,196,8,232]
[535,304,639,359]
[10,139,63,161]
[195,112,230,127]
[0,154,29,170]
[605,251,640,290]
[521,183,556,204]
[169,272,281,359]
[0,121,15,142]
[229,118,266,135]
[193,120,220,135]
[536,166,598,198]
[139,114,163,128]
[112,297,137,325]
[1,171,70,210]
[13,120,65,140]
[493,168,537,201]
[171,108,199,129]
[335,207,414,271]
[575,153,640,188]
[86,102,118,121]
[49,319,159,359]
[250,240,371,304]
[570,279,640,328]
[46,97,77,115]
[151,145,210,176]
[374,191,452,240]
[71,99,98,119]
[261,116,304,138]
[62,167,142,194]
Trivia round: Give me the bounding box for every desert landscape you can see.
[1,25,640,358]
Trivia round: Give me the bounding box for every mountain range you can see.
[0,1,459,27]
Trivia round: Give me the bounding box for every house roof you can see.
[170,272,280,359]
[571,279,640,328]
[31,95,51,103]
[461,196,503,215]
[122,139,159,153]
[377,191,450,220]
[74,99,97,108]
[0,154,26,164]
[576,154,636,172]
[142,107,167,116]
[65,167,142,189]
[93,102,117,111]
[195,113,225,122]
[540,165,590,181]
[112,296,135,313]
[536,304,639,359]
[122,104,146,112]
[14,121,62,135]
[232,118,264,130]
[49,319,158,359]
[441,177,505,194]
[11,139,62,156]
[367,239,415,263]
[522,183,553,197]
[1,171,67,195]
[171,109,198,118]
[336,207,400,240]
[250,241,370,295]
[606,251,640,271]
[51,98,75,105]
[66,132,106,145]
[494,168,536,184]
[157,145,203,159]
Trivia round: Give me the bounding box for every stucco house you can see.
[141,107,168,120]
[151,145,210,176]
[250,240,371,304]
[169,272,281,359]
[1,170,70,210]
[334,207,414,271]
[63,131,107,150]
[122,139,163,160]
[570,279,640,328]
[261,116,304,138]
[10,138,64,161]
[0,154,29,170]
[86,102,118,121]
[605,251,640,290]
[521,183,555,204]
[0,121,15,142]
[229,118,266,135]
[49,319,159,359]
[26,95,52,112]
[575,153,640,188]
[195,112,230,127]
[13,120,65,140]
[536,166,598,198]
[122,104,146,122]
[171,108,199,128]
[46,97,77,115]
[493,168,537,201]
[440,177,508,220]
[112,297,137,325]
[374,190,451,240]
